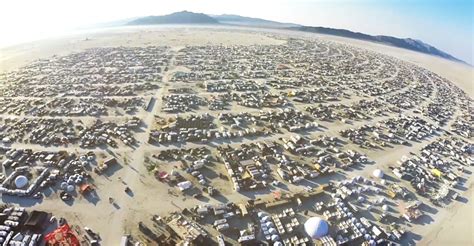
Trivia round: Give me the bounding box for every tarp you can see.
[45,224,80,246]
[24,210,48,231]
[431,169,442,178]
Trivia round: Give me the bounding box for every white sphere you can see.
[304,217,329,239]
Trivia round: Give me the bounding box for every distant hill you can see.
[213,14,300,28]
[128,11,218,25]
[125,11,464,64]
[290,26,463,63]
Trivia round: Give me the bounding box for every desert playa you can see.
[0,26,472,245]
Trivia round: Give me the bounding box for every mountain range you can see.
[128,11,218,25]
[126,11,464,64]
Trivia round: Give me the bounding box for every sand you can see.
[419,178,474,246]
[0,26,472,245]
[0,26,285,73]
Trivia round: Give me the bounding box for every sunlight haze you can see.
[1,0,472,64]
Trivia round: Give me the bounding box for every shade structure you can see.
[304,217,329,239]
[66,185,75,192]
[372,169,384,178]
[14,175,28,189]
[45,224,79,246]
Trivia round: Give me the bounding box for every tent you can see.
[372,169,384,179]
[431,169,442,178]
[14,176,28,189]
[268,228,277,234]
[157,171,169,181]
[273,190,282,199]
[304,217,329,239]
[66,185,75,193]
[177,181,192,191]
[79,184,93,194]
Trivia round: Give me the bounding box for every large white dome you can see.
[304,217,329,239]
[14,175,28,189]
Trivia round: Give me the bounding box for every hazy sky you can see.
[1,0,472,63]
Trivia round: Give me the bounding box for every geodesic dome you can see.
[304,217,329,239]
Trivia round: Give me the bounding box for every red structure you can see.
[45,224,80,246]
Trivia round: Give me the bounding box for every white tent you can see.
[177,181,192,191]
[304,217,329,239]
[372,169,384,178]
[14,176,28,189]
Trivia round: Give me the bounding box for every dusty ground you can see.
[0,26,285,72]
[0,26,472,245]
